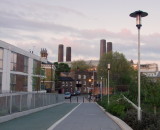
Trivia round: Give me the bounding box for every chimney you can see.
[66,47,71,62]
[107,42,112,53]
[100,39,106,58]
[58,44,64,62]
[40,48,48,58]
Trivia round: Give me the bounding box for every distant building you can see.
[58,70,98,94]
[141,63,158,73]
[132,63,159,78]
[0,40,47,93]
[58,77,75,93]
[40,48,56,92]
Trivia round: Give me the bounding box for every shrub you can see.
[124,109,160,130]
[107,103,125,119]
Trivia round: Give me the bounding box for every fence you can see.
[0,92,64,117]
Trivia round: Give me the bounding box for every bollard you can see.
[70,97,71,103]
[77,97,78,103]
[83,97,84,103]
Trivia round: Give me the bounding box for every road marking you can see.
[47,103,82,130]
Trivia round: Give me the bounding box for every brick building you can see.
[58,70,98,94]
[40,48,56,92]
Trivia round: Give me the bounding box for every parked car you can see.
[64,92,71,99]
[71,91,77,96]
[76,90,81,95]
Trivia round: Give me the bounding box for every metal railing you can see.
[0,92,64,116]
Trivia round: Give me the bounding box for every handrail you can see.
[122,94,138,110]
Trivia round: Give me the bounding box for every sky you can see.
[0,0,160,68]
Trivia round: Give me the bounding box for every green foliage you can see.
[98,95,130,119]
[141,76,160,114]
[58,63,70,72]
[98,93,160,130]
[124,109,160,130]
[54,62,70,80]
[53,62,71,89]
[97,51,135,92]
[71,60,91,71]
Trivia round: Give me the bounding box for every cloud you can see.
[0,0,159,68]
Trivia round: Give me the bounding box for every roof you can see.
[0,40,47,63]
[59,77,74,81]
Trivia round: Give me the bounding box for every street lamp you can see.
[100,77,103,101]
[107,64,110,104]
[92,68,96,95]
[130,10,148,121]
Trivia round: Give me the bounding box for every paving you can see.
[0,103,78,130]
[52,103,121,130]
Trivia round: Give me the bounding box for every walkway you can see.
[0,103,78,130]
[50,103,121,130]
[0,102,122,130]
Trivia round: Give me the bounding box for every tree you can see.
[141,76,160,115]
[97,52,134,92]
[53,62,71,91]
[71,60,91,71]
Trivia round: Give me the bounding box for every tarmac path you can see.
[52,103,121,130]
[0,103,78,130]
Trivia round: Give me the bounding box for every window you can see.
[10,52,17,71]
[32,76,40,91]
[10,74,16,92]
[83,81,86,85]
[66,82,68,86]
[76,81,79,84]
[33,60,41,75]
[91,76,94,79]
[62,82,65,86]
[24,56,28,73]
[78,75,81,79]
[0,72,2,93]
[83,75,86,79]
[0,48,3,69]
[70,82,72,86]
[24,76,28,90]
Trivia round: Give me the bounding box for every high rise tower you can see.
[100,39,106,58]
[66,47,71,62]
[107,42,112,53]
[58,44,64,62]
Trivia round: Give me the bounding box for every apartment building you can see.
[0,40,47,93]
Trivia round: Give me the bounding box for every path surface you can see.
[0,103,78,130]
[52,103,121,130]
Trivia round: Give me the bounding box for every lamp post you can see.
[92,68,96,95]
[107,64,110,104]
[100,77,103,101]
[130,10,148,121]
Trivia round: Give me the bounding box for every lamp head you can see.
[130,10,148,29]
[108,64,110,70]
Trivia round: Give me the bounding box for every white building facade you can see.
[0,40,47,93]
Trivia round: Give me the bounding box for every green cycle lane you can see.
[0,103,78,130]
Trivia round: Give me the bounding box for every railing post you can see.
[34,93,35,108]
[9,94,12,114]
[19,94,22,112]
[70,97,71,103]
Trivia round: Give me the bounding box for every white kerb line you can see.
[47,103,82,130]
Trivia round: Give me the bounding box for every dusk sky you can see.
[0,0,160,68]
